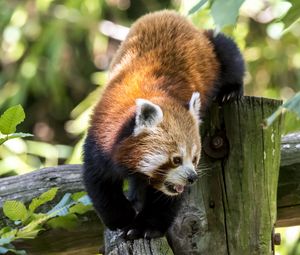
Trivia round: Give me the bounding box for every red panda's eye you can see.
[172,156,182,166]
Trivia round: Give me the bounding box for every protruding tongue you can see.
[174,184,184,193]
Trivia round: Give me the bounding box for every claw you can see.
[126,229,142,240]
[144,230,164,239]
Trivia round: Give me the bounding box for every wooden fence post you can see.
[168,97,282,255]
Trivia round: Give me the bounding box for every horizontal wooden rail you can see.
[276,132,300,227]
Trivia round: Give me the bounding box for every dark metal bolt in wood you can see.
[203,131,229,159]
[212,136,223,149]
[209,200,215,208]
[273,233,281,245]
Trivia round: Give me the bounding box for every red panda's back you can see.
[111,11,219,94]
[90,11,219,153]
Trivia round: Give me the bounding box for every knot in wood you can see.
[181,214,201,235]
[203,131,228,159]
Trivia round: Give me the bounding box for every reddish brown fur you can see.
[114,100,200,171]
[90,10,219,154]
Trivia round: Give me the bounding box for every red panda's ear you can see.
[189,92,201,124]
[134,99,163,136]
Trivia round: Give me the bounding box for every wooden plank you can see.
[277,205,300,228]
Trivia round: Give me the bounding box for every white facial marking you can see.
[160,163,198,196]
[192,144,197,156]
[165,163,197,184]
[139,152,168,175]
[179,145,186,158]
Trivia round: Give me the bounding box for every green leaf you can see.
[282,92,300,117]
[0,237,13,245]
[71,191,87,201]
[264,92,300,128]
[0,247,9,254]
[1,229,17,239]
[0,227,12,236]
[8,249,27,255]
[78,195,92,206]
[188,0,209,15]
[211,0,245,30]
[0,105,25,135]
[281,1,300,30]
[29,187,59,213]
[47,214,78,230]
[0,245,26,255]
[0,132,33,145]
[16,225,44,239]
[16,214,49,239]
[3,201,28,222]
[69,203,92,215]
[47,193,74,217]
[0,136,7,145]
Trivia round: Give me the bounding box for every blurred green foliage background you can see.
[1,0,300,174]
[0,0,299,254]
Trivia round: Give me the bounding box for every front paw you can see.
[216,89,243,103]
[121,214,167,240]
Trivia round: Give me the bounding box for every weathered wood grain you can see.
[104,230,173,255]
[169,97,282,255]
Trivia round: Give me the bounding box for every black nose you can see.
[187,172,198,184]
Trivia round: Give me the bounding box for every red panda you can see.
[83,10,244,240]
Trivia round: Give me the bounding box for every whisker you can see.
[197,172,211,178]
[196,168,211,172]
[197,162,210,167]
[197,166,212,170]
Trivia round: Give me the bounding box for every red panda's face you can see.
[115,92,201,196]
[139,129,201,196]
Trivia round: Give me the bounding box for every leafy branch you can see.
[188,0,246,30]
[0,105,32,146]
[0,188,92,255]
[189,0,300,32]
[264,92,300,128]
